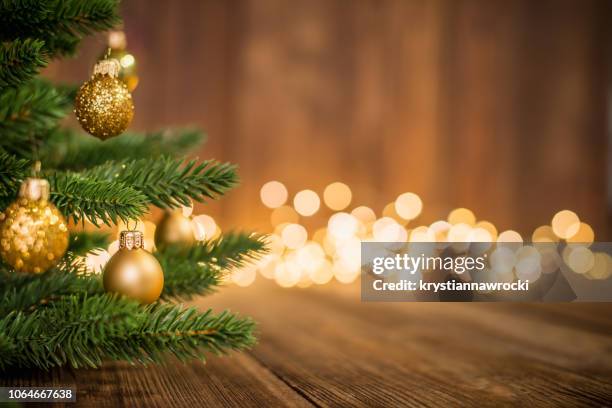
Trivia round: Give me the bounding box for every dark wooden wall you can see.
[46,0,611,238]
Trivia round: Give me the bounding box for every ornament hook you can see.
[126,219,138,231]
[32,160,41,177]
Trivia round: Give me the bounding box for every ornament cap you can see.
[119,230,144,250]
[19,178,50,201]
[93,58,121,78]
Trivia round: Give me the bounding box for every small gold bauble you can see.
[154,210,195,249]
[74,59,134,140]
[101,31,139,91]
[109,48,139,92]
[103,231,164,304]
[0,178,69,274]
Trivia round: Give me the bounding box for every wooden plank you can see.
[199,282,612,407]
[0,348,312,407]
[71,354,311,408]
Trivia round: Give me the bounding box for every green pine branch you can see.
[0,295,256,370]
[0,149,29,202]
[40,128,206,170]
[0,255,101,316]
[158,232,266,300]
[0,38,47,88]
[81,156,239,209]
[0,0,50,33]
[49,172,150,226]
[0,294,142,369]
[0,79,74,156]
[0,0,260,374]
[157,252,222,301]
[0,0,121,57]
[68,230,112,255]
[197,232,268,269]
[124,306,256,364]
[0,151,237,225]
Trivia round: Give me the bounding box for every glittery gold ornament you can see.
[154,210,195,249]
[100,30,139,91]
[74,58,134,140]
[0,178,69,274]
[103,230,164,304]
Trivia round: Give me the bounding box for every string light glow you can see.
[241,181,608,289]
[260,181,288,208]
[323,182,352,211]
[551,210,580,239]
[281,223,308,249]
[394,192,423,221]
[293,189,320,216]
[448,208,476,226]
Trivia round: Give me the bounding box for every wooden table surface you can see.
[2,281,612,407]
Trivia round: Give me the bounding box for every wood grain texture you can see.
[2,282,612,407]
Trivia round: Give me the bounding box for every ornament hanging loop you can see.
[126,219,138,231]
[32,160,41,176]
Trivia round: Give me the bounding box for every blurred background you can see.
[45,0,611,243]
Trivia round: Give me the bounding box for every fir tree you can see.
[0,0,265,369]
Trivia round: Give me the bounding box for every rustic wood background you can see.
[46,0,611,238]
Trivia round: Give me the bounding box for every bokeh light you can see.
[468,227,493,243]
[588,253,612,280]
[383,202,408,225]
[551,210,580,239]
[232,265,257,287]
[260,181,288,209]
[447,223,471,242]
[248,181,603,289]
[192,214,218,240]
[429,221,451,242]
[497,230,523,244]
[475,221,497,241]
[281,224,308,249]
[274,262,301,287]
[328,212,359,241]
[394,192,423,221]
[120,54,135,68]
[293,189,320,216]
[532,225,558,243]
[410,226,435,242]
[373,217,407,242]
[323,182,352,211]
[181,201,194,217]
[351,206,376,224]
[566,222,594,245]
[85,250,111,274]
[567,246,595,274]
[448,208,476,225]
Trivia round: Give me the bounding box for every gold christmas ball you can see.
[74,59,134,140]
[155,210,195,249]
[0,178,69,274]
[103,231,164,304]
[101,31,139,91]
